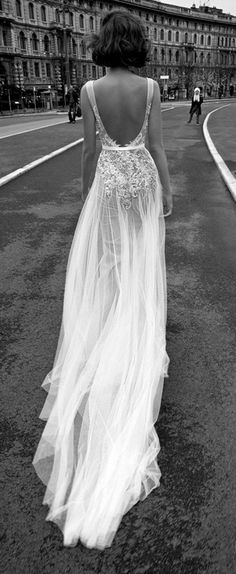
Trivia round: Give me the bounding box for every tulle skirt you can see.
[33,160,169,550]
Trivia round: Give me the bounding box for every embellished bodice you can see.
[86,79,157,209]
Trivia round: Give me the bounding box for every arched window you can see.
[154,47,157,61]
[207,35,211,46]
[200,52,204,64]
[207,52,211,65]
[16,0,22,17]
[194,33,197,44]
[200,34,204,45]
[175,50,179,63]
[185,32,188,43]
[225,37,228,47]
[55,9,60,23]
[169,49,172,62]
[176,31,179,42]
[79,14,84,29]
[168,30,172,42]
[41,5,46,22]
[161,48,165,63]
[232,38,235,47]
[89,16,94,31]
[44,35,49,53]
[29,2,34,20]
[154,28,157,41]
[160,29,164,41]
[19,31,26,50]
[221,37,224,46]
[32,32,38,51]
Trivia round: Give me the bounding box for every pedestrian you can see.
[67,85,77,123]
[33,8,172,550]
[188,87,203,124]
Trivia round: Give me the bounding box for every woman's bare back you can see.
[93,72,148,147]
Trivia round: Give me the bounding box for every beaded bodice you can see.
[86,79,156,209]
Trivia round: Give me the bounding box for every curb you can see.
[0,137,84,188]
[203,104,236,202]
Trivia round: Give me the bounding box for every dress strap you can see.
[145,78,154,122]
[85,80,96,111]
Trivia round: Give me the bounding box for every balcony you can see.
[0,45,13,54]
[49,20,63,29]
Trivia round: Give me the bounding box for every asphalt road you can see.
[1,105,236,574]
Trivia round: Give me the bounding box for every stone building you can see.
[0,0,236,109]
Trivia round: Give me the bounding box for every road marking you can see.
[0,137,84,188]
[203,104,236,202]
[0,117,82,139]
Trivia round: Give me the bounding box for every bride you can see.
[33,9,173,550]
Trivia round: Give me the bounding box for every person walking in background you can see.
[67,85,78,123]
[188,87,203,124]
[33,9,172,550]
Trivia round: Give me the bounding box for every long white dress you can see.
[33,78,169,550]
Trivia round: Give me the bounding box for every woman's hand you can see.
[163,191,173,217]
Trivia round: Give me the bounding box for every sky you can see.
[157,0,236,16]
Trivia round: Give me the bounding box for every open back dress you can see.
[33,77,169,550]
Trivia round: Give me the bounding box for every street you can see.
[1,104,236,574]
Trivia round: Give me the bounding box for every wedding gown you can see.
[33,78,169,550]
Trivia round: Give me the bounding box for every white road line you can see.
[203,104,236,202]
[0,137,84,188]
[0,116,82,139]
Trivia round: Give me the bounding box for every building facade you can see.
[0,0,236,109]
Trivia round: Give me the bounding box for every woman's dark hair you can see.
[88,10,150,68]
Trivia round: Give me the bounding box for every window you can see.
[168,30,172,42]
[207,53,211,65]
[154,14,157,23]
[169,49,172,62]
[69,12,73,26]
[32,33,38,51]
[16,0,22,17]
[79,14,84,29]
[55,9,60,23]
[200,34,204,45]
[207,35,211,46]
[175,50,179,63]
[161,16,164,25]
[19,31,26,50]
[194,51,197,63]
[92,65,96,79]
[176,31,179,42]
[154,47,157,61]
[194,33,197,44]
[161,48,165,63]
[168,18,172,25]
[34,62,40,77]
[185,32,188,43]
[41,5,46,22]
[72,39,77,56]
[90,16,94,31]
[44,35,49,53]
[22,61,28,78]
[0,0,2,10]
[2,29,7,46]
[82,64,87,78]
[81,40,86,57]
[200,52,204,64]
[232,38,235,47]
[225,37,228,47]
[46,62,50,77]
[154,28,157,41]
[146,13,149,21]
[29,2,34,20]
[160,29,164,41]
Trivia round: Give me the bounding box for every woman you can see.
[188,87,203,124]
[33,9,173,550]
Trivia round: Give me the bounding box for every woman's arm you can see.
[80,85,97,200]
[148,81,173,216]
